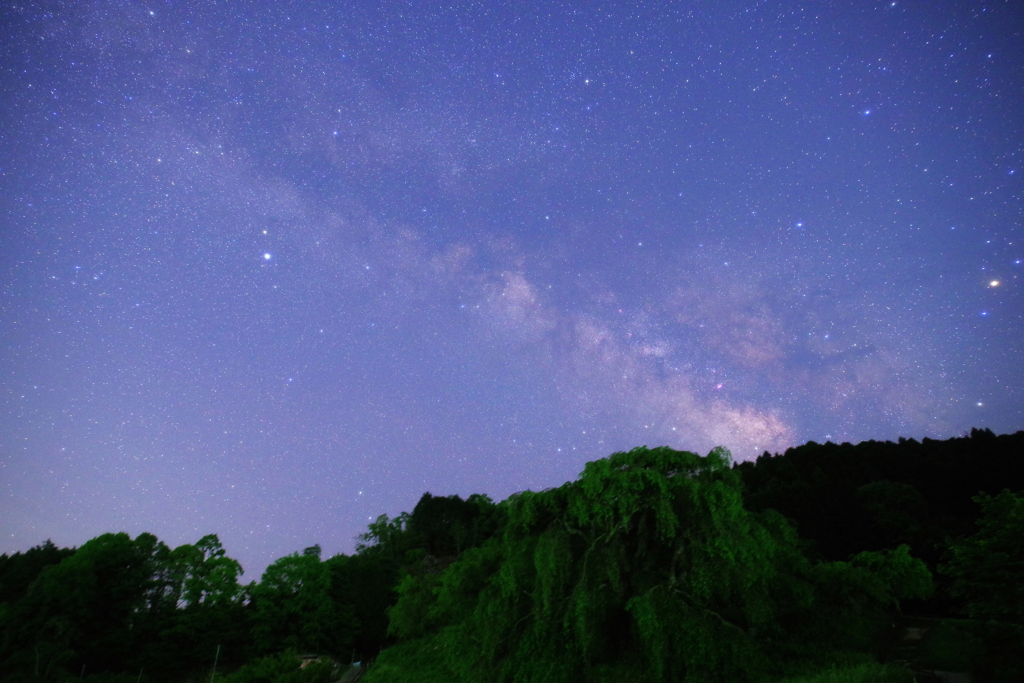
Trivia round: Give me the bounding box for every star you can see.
[2,0,1022,582]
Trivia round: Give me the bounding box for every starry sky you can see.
[2,0,1022,576]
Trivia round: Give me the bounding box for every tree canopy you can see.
[378,446,933,683]
[2,432,1021,682]
[941,489,1024,624]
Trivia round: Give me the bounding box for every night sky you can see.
[2,1,1022,577]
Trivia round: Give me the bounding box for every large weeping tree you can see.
[383,446,931,683]
[391,446,802,682]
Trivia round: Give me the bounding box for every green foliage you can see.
[0,540,76,606]
[360,634,454,683]
[408,493,504,557]
[915,619,983,672]
[387,572,443,640]
[1,532,169,676]
[356,513,411,562]
[0,531,252,683]
[251,552,358,658]
[913,618,1024,682]
[219,650,339,683]
[11,433,1016,682]
[397,447,801,681]
[350,492,505,660]
[941,489,1024,623]
[383,447,939,681]
[849,545,933,607]
[430,539,503,627]
[171,534,245,608]
[855,481,929,549]
[77,673,143,683]
[778,546,929,663]
[736,430,1024,566]
[776,661,914,683]
[327,552,400,660]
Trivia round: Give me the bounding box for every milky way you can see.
[2,1,1022,576]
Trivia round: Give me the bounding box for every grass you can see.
[776,661,914,683]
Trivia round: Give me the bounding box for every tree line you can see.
[1,429,1022,682]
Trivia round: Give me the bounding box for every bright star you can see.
[263,253,272,260]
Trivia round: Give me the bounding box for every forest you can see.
[1,428,1022,682]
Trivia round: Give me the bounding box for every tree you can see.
[414,447,796,681]
[941,489,1024,623]
[849,544,933,611]
[0,532,170,678]
[0,531,252,681]
[155,535,249,678]
[379,446,936,682]
[855,480,930,550]
[0,540,76,606]
[172,534,245,608]
[251,551,358,657]
[407,493,503,557]
[327,552,400,661]
[356,513,411,564]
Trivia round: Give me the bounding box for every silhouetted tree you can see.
[0,540,75,606]
[941,489,1024,624]
[251,551,358,658]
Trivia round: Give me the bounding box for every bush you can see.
[360,635,453,683]
[219,650,339,683]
